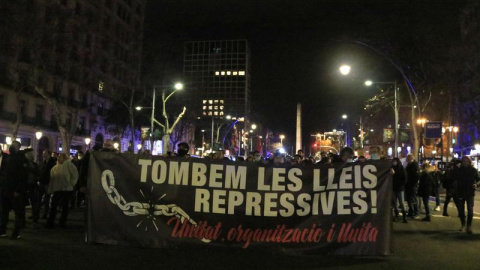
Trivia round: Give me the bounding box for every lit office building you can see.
[184,40,251,120]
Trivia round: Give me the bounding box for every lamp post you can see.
[340,40,421,160]
[365,80,398,157]
[35,131,43,140]
[280,134,285,147]
[340,114,350,147]
[250,124,257,153]
[85,137,91,150]
[417,117,427,162]
[138,83,184,154]
[339,65,351,75]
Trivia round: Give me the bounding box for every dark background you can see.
[143,0,464,149]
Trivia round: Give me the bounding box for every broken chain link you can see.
[101,170,197,225]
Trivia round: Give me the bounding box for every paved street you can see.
[1,194,480,270]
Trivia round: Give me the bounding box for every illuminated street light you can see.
[35,131,43,140]
[342,114,348,119]
[279,134,285,146]
[151,82,185,154]
[85,137,91,145]
[137,144,142,150]
[339,65,351,75]
[226,115,232,120]
[416,118,427,126]
[364,80,373,86]
[174,83,184,90]
[113,142,119,149]
[135,106,142,111]
[475,144,480,152]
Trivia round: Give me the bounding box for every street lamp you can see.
[149,82,185,154]
[85,137,91,150]
[365,80,399,157]
[417,117,428,161]
[340,40,422,160]
[35,131,43,140]
[280,134,285,147]
[339,65,351,75]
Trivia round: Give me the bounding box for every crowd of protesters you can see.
[1,140,479,239]
[0,139,120,239]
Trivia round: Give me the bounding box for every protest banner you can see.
[87,152,392,255]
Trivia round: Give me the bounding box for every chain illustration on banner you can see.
[101,170,211,243]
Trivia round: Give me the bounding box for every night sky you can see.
[144,0,465,149]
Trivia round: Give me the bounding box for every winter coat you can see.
[392,165,407,192]
[455,166,480,198]
[405,161,420,188]
[418,171,435,197]
[48,160,79,194]
[442,167,458,190]
[2,151,29,195]
[39,157,57,185]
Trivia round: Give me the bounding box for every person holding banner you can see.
[391,158,408,223]
[455,156,480,234]
[176,142,190,158]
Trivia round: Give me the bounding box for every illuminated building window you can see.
[202,106,206,110]
[214,112,218,116]
[233,71,238,75]
[220,100,224,104]
[208,100,213,104]
[208,112,212,116]
[239,71,245,76]
[215,71,220,75]
[98,80,104,91]
[214,106,218,110]
[203,112,207,115]
[220,106,224,110]
[208,106,212,110]
[220,112,224,116]
[221,71,225,75]
[226,71,231,75]
[203,100,207,104]
[214,100,219,103]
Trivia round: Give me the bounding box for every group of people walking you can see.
[0,141,80,239]
[390,152,480,234]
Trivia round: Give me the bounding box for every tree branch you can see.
[168,107,186,133]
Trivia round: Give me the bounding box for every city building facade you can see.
[0,0,145,158]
